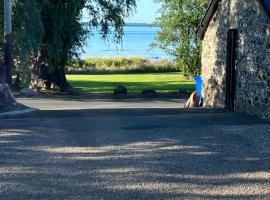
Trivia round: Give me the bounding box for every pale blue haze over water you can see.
[81,26,170,60]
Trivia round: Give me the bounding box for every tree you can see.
[29,0,136,91]
[0,0,43,106]
[153,0,209,77]
[0,0,43,86]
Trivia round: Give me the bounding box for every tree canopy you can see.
[153,0,209,77]
[0,0,43,84]
[34,0,136,91]
[0,0,136,91]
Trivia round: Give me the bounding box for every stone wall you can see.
[234,1,270,119]
[201,0,270,119]
[201,0,229,108]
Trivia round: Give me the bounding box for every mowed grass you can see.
[67,73,195,93]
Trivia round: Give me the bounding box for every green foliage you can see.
[30,0,137,90]
[37,0,87,72]
[0,0,44,54]
[0,0,137,90]
[152,0,209,77]
[0,0,44,85]
[85,0,136,41]
[67,57,178,74]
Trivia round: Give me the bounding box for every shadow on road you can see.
[0,108,269,199]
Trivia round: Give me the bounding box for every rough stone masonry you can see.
[200,0,270,119]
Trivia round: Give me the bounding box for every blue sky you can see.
[126,0,159,23]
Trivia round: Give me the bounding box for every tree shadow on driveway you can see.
[0,108,269,199]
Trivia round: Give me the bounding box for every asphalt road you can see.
[0,97,270,199]
[17,97,186,110]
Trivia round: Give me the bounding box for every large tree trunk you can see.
[29,63,49,91]
[47,67,69,92]
[29,48,69,92]
[0,84,34,113]
[0,84,16,106]
[29,47,49,91]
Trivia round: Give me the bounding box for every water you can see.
[81,26,170,60]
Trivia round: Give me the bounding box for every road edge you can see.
[0,108,39,118]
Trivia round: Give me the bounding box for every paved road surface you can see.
[0,97,269,199]
[17,97,186,110]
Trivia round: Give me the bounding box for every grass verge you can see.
[67,73,195,93]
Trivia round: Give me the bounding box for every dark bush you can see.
[114,85,128,94]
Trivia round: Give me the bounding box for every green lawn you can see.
[67,73,195,93]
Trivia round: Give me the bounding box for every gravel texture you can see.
[0,98,269,199]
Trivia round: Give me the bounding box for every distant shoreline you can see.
[80,55,169,61]
[82,22,159,28]
[125,23,159,27]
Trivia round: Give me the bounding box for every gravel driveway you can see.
[0,98,269,199]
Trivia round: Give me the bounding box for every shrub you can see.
[114,84,128,94]
[66,57,179,74]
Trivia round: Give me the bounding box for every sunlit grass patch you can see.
[67,73,195,93]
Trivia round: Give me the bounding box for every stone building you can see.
[198,0,270,119]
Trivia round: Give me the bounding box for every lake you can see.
[81,26,170,60]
